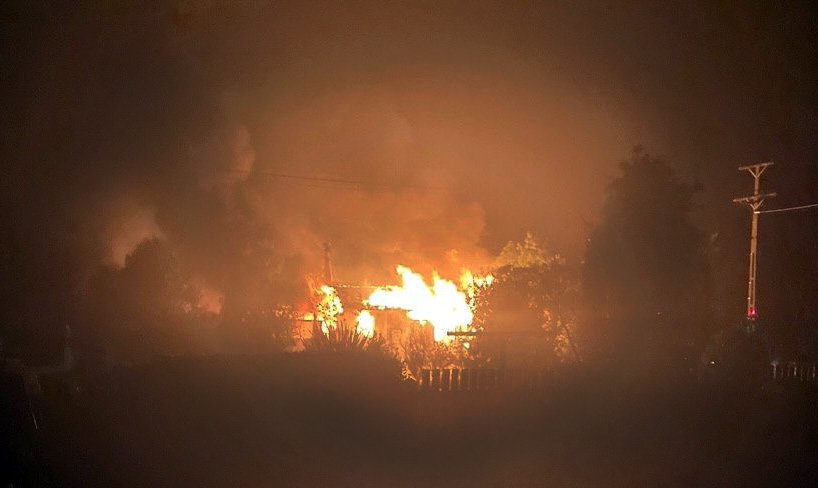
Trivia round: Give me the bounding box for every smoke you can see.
[100,199,164,268]
[4,0,816,359]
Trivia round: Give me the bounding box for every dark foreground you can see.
[5,355,818,487]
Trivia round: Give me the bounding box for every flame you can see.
[367,265,482,342]
[356,310,376,338]
[460,269,494,308]
[300,266,493,342]
[302,284,343,333]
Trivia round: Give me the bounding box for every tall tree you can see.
[583,148,713,372]
[85,238,209,364]
[471,233,580,368]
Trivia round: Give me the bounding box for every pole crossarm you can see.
[733,192,777,205]
[737,161,774,175]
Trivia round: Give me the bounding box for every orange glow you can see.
[197,287,224,314]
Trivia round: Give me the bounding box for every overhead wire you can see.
[218,168,365,186]
[216,167,449,191]
[219,168,818,210]
[756,202,818,214]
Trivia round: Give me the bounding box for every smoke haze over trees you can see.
[2,1,817,362]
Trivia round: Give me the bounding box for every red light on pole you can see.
[747,306,757,321]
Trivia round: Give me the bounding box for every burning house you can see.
[292,263,492,361]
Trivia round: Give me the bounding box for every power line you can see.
[216,168,448,191]
[756,202,818,214]
[218,168,364,185]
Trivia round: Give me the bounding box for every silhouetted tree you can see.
[0,204,78,364]
[698,325,768,385]
[85,238,210,363]
[582,147,713,373]
[471,233,580,368]
[214,248,302,354]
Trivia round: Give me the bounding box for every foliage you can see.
[496,231,559,269]
[214,253,300,355]
[216,305,293,354]
[698,325,768,385]
[582,147,713,371]
[403,326,469,373]
[305,320,392,356]
[85,238,293,363]
[85,238,210,363]
[304,319,405,382]
[471,234,580,368]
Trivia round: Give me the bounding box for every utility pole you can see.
[322,241,334,284]
[733,162,776,322]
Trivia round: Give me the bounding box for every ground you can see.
[7,355,818,487]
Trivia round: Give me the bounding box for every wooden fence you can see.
[770,361,818,382]
[418,362,818,391]
[416,368,544,392]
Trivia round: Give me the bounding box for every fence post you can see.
[451,369,460,391]
[421,369,431,391]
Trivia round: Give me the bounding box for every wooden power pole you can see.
[733,162,776,321]
[322,241,334,284]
